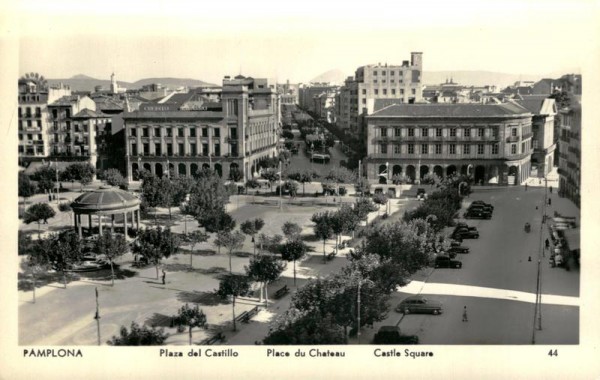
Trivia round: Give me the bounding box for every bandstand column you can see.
[98,214,103,235]
[88,214,92,230]
[136,209,140,230]
[77,214,82,238]
[123,212,128,235]
[111,214,115,233]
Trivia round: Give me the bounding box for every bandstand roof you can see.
[71,186,140,214]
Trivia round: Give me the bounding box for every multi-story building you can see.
[298,83,338,114]
[558,96,581,207]
[313,90,337,123]
[338,52,424,137]
[365,103,533,186]
[17,74,71,163]
[47,95,97,157]
[123,75,280,182]
[516,95,557,178]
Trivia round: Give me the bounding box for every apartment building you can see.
[558,96,581,207]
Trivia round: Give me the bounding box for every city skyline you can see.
[16,0,593,85]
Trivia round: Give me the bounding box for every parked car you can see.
[464,210,491,220]
[468,204,493,213]
[452,229,479,239]
[395,295,443,315]
[434,255,463,268]
[447,246,470,254]
[455,222,476,230]
[471,200,494,210]
[416,188,427,200]
[454,226,478,234]
[373,326,419,344]
[450,239,463,247]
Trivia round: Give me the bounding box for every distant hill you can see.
[309,69,349,85]
[46,75,216,92]
[422,71,544,88]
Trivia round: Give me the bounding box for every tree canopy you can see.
[107,322,169,346]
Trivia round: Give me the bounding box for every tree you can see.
[261,168,279,192]
[23,203,56,238]
[19,172,36,211]
[257,233,283,256]
[172,303,207,345]
[25,236,51,303]
[218,230,246,273]
[183,230,209,268]
[372,193,388,215]
[353,197,378,223]
[95,231,129,286]
[62,162,95,190]
[282,221,302,242]
[240,218,265,256]
[263,309,345,345]
[202,209,236,234]
[246,255,286,307]
[217,274,252,331]
[107,322,169,346]
[31,165,58,193]
[133,227,181,279]
[337,203,360,239]
[140,173,165,223]
[325,167,356,199]
[312,212,333,260]
[288,169,318,196]
[101,168,127,189]
[48,230,82,288]
[328,212,344,255]
[279,240,307,286]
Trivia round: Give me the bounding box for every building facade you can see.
[47,95,98,157]
[558,96,581,207]
[365,103,533,186]
[516,95,557,178]
[338,52,424,137]
[123,76,280,182]
[17,74,71,163]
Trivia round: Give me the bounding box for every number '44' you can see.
[548,349,558,357]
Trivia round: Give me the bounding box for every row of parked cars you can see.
[464,200,494,219]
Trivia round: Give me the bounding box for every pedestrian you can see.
[48,194,52,202]
[545,238,550,250]
[548,198,552,206]
[462,306,468,322]
[539,178,542,185]
[525,183,528,191]
[550,186,553,194]
[162,270,166,285]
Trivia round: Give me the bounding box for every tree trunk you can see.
[168,205,172,221]
[258,283,263,302]
[110,260,115,287]
[32,272,36,304]
[323,239,326,260]
[189,326,193,345]
[264,282,269,308]
[228,252,232,274]
[232,297,237,331]
[156,264,159,280]
[335,234,339,255]
[302,182,305,196]
[293,260,296,286]
[252,237,256,256]
[190,246,193,268]
[62,270,67,289]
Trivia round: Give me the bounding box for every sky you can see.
[13,0,600,84]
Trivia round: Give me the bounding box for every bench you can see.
[236,306,260,324]
[326,251,336,261]
[274,285,289,299]
[200,332,225,345]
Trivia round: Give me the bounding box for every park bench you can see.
[236,306,260,324]
[273,285,289,299]
[326,251,336,261]
[200,332,225,345]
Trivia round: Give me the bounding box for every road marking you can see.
[397,281,579,307]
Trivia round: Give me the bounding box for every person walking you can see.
[550,186,553,194]
[462,306,468,322]
[548,198,552,206]
[162,270,166,285]
[525,183,528,191]
[545,238,550,250]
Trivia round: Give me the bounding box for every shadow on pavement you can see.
[177,290,228,306]
[145,313,175,328]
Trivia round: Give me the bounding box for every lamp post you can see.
[279,160,283,211]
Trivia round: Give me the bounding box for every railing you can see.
[506,136,520,143]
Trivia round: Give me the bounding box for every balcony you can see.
[506,136,520,143]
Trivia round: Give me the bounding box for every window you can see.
[381,70,386,75]
[436,128,442,137]
[214,144,221,156]
[37,134,42,140]
[131,143,137,156]
[449,144,456,154]
[142,128,149,137]
[383,89,387,95]
[411,89,416,95]
[394,128,401,137]
[408,128,414,137]
[179,143,184,155]
[521,142,525,153]
[155,143,162,155]
[130,128,137,137]
[373,80,377,84]
[394,145,400,154]
[477,144,484,154]
[203,143,209,156]
[18,134,23,140]
[202,128,208,137]
[214,128,220,137]
[512,128,517,137]
[373,71,378,75]
[435,144,442,154]
[450,128,456,137]
[511,144,517,154]
[231,127,238,139]
[27,120,32,127]
[35,107,41,117]
[26,107,32,117]
[374,89,379,95]
[421,144,428,154]
[178,128,184,137]
[381,144,387,154]
[392,89,396,95]
[463,144,470,154]
[463,128,470,137]
[421,128,428,137]
[492,144,499,154]
[380,127,387,137]
[478,128,484,137]
[362,99,366,105]
[166,128,172,137]
[190,143,197,155]
[37,120,42,128]
[400,89,404,95]
[492,128,497,138]
[154,128,161,137]
[190,128,196,137]
[362,89,366,95]
[18,108,21,117]
[408,144,414,154]
[533,140,538,149]
[390,71,395,76]
[143,143,149,155]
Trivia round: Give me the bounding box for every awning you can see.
[562,228,580,251]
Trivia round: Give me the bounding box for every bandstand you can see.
[70,186,141,239]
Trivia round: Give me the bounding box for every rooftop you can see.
[369,103,531,118]
[71,186,140,213]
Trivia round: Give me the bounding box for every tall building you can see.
[558,96,581,207]
[47,95,98,156]
[298,83,338,113]
[17,73,71,163]
[516,95,557,178]
[338,52,424,137]
[123,75,280,182]
[365,103,533,186]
